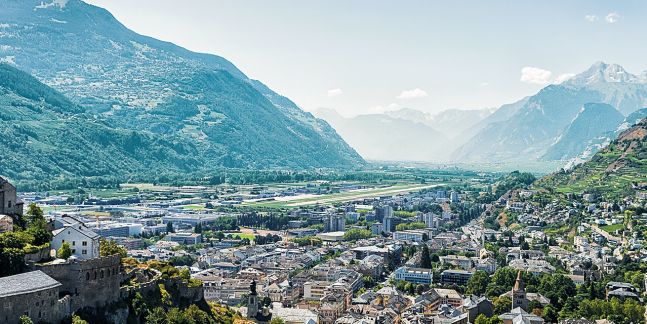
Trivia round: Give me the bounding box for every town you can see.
[1,167,645,324]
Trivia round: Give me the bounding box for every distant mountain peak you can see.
[567,61,643,86]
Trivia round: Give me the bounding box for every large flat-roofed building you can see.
[317,231,346,242]
[0,271,69,324]
[393,230,427,242]
[162,214,220,226]
[394,266,433,284]
[441,269,474,286]
[164,232,203,245]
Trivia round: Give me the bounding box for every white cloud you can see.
[554,73,576,84]
[479,82,490,87]
[584,15,598,22]
[397,88,428,99]
[605,12,620,24]
[327,88,343,97]
[520,66,552,85]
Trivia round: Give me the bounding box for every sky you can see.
[85,0,647,117]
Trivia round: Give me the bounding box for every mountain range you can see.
[0,0,363,181]
[313,107,492,162]
[314,62,647,168]
[452,62,647,165]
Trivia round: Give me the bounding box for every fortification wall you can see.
[36,255,122,312]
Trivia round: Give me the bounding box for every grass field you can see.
[242,183,441,208]
[226,232,256,240]
[600,223,624,233]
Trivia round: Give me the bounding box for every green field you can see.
[600,223,624,233]
[226,232,256,240]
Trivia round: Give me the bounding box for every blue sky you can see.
[86,0,647,116]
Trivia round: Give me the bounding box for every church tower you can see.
[247,280,259,319]
[511,270,528,311]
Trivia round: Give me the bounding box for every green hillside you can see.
[538,118,647,198]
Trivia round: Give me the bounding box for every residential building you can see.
[440,270,474,286]
[324,214,345,232]
[164,232,203,245]
[394,266,433,285]
[393,230,426,242]
[375,205,393,222]
[51,217,100,260]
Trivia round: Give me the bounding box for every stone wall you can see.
[0,286,68,324]
[24,245,52,263]
[35,255,122,312]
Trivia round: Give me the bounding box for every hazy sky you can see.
[86,0,647,117]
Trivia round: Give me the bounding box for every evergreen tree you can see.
[420,244,432,268]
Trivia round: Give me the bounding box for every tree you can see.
[194,223,203,234]
[27,217,52,246]
[420,244,432,269]
[146,307,167,324]
[57,242,72,259]
[19,315,33,324]
[493,296,512,315]
[541,304,558,323]
[183,304,211,324]
[71,315,89,324]
[270,318,286,324]
[99,239,127,258]
[166,221,174,233]
[26,203,44,224]
[474,314,503,324]
[466,270,490,296]
[262,296,272,307]
[343,228,372,241]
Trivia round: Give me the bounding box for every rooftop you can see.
[0,270,61,298]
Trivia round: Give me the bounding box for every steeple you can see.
[511,270,528,311]
[513,270,525,292]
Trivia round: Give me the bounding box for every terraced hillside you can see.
[538,118,647,198]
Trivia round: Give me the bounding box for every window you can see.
[7,201,11,208]
[82,241,87,246]
[82,250,87,255]
[72,241,76,246]
[100,270,104,278]
[86,272,90,280]
[72,249,76,253]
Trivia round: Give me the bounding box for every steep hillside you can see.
[453,62,647,164]
[0,63,199,182]
[538,118,647,197]
[543,103,624,160]
[0,0,363,173]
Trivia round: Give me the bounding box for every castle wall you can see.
[0,286,67,324]
[36,255,122,312]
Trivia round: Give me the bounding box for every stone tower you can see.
[511,270,528,311]
[247,280,259,319]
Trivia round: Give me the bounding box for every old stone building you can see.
[0,176,23,217]
[35,255,122,312]
[0,270,71,324]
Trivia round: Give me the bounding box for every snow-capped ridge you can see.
[566,61,644,86]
